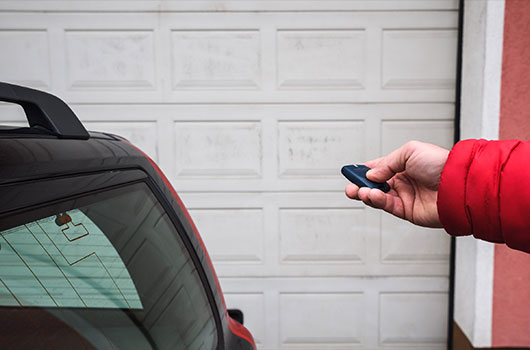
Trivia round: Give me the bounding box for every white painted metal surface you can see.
[456,0,505,346]
[0,2,457,348]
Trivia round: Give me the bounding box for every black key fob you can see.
[341,164,391,193]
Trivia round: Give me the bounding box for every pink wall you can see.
[492,0,530,346]
[499,0,530,141]
[492,246,530,345]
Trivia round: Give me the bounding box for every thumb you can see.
[366,143,412,182]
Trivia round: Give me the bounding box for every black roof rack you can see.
[0,82,89,140]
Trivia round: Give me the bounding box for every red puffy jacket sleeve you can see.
[437,139,530,253]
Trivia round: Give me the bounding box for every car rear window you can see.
[0,182,217,349]
[0,208,142,309]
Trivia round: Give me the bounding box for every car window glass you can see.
[0,182,218,350]
[0,209,142,309]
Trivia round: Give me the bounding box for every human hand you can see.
[345,141,450,228]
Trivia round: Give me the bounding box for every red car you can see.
[0,82,256,350]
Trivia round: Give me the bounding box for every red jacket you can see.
[437,139,530,253]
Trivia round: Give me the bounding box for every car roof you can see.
[0,134,148,186]
[0,82,147,185]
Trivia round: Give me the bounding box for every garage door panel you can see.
[171,30,261,90]
[278,120,365,177]
[279,208,366,263]
[277,30,365,89]
[382,29,458,89]
[184,192,450,278]
[0,12,456,103]
[65,30,157,90]
[279,293,365,348]
[379,292,448,346]
[168,112,453,192]
[173,121,262,177]
[188,208,265,263]
[221,276,449,349]
[0,30,51,89]
[381,119,454,154]
[381,215,451,263]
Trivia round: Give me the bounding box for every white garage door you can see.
[0,1,458,348]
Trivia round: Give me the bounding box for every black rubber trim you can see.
[447,0,464,348]
[142,178,225,350]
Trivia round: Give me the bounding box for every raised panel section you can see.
[188,209,263,263]
[382,29,457,89]
[280,293,364,346]
[224,293,265,345]
[379,293,447,344]
[381,215,450,262]
[65,30,156,89]
[280,208,365,263]
[278,121,364,176]
[277,30,365,89]
[381,120,453,154]
[0,30,50,88]
[171,30,260,89]
[174,121,261,177]
[83,121,158,161]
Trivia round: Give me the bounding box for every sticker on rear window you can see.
[0,209,142,309]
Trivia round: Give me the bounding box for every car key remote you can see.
[341,164,391,193]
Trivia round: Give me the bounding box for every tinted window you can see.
[0,182,217,349]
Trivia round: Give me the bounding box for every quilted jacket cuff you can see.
[437,139,477,237]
